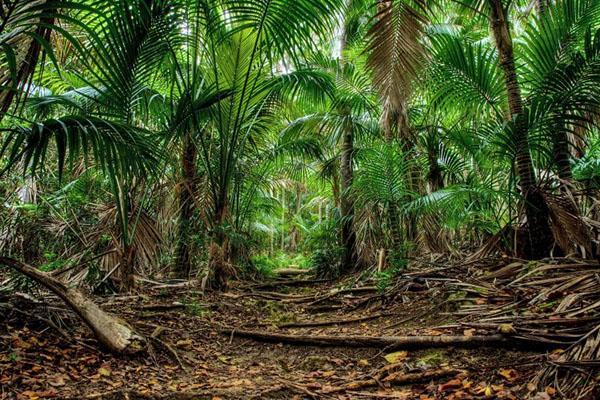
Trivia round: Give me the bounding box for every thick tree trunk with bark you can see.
[488,0,554,259]
[0,257,145,354]
[174,134,198,278]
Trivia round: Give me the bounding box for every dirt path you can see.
[1,277,543,399]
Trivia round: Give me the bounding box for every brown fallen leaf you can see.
[438,378,462,392]
[498,368,518,381]
[48,375,66,387]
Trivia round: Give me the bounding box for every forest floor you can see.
[0,262,566,400]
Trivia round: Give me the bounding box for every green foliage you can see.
[251,252,310,277]
[311,245,344,278]
[39,257,72,273]
[184,299,210,318]
[353,142,411,206]
[374,246,409,292]
[3,0,600,289]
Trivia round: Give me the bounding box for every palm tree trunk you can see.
[281,189,286,251]
[332,171,341,209]
[289,186,302,252]
[119,243,136,292]
[338,3,358,271]
[173,134,197,278]
[340,119,358,270]
[488,0,554,259]
[553,121,572,181]
[207,198,230,290]
[388,202,402,247]
[427,146,444,193]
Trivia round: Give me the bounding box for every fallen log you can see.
[219,327,510,349]
[0,257,145,354]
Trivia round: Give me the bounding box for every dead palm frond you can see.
[365,0,428,140]
[96,204,161,280]
[544,190,597,257]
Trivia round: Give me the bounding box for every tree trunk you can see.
[340,118,358,271]
[388,202,402,248]
[553,127,572,181]
[337,5,359,272]
[174,134,197,278]
[207,241,229,290]
[427,145,444,193]
[0,257,145,354]
[393,131,419,245]
[205,199,232,290]
[332,171,341,209]
[289,186,302,252]
[488,0,554,259]
[119,243,136,292]
[281,189,286,252]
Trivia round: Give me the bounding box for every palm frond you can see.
[1,116,160,181]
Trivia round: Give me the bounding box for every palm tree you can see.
[365,0,428,249]
[284,53,380,271]
[163,0,343,286]
[1,0,178,290]
[423,0,600,257]
[486,0,555,258]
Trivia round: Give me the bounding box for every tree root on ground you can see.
[324,367,463,393]
[274,312,397,328]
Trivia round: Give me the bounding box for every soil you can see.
[0,277,545,399]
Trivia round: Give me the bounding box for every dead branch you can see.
[0,256,145,354]
[220,327,515,349]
